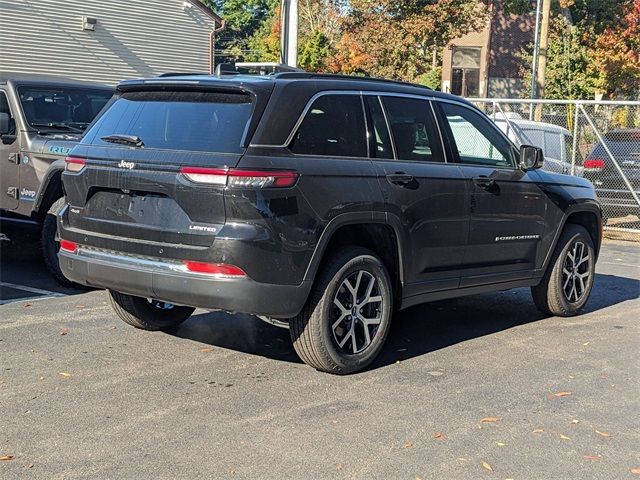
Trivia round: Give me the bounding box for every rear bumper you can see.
[58,248,311,318]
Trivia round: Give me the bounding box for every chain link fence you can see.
[470,99,640,242]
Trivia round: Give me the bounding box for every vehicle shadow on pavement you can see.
[0,218,84,304]
[171,272,639,370]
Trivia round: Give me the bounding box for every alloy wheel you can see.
[331,270,383,354]
[562,241,591,303]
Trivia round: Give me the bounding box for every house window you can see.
[451,47,481,97]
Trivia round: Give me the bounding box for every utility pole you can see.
[530,0,542,102]
[534,0,552,120]
[280,0,299,68]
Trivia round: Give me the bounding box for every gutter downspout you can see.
[210,20,226,74]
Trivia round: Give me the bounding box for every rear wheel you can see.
[532,224,596,317]
[108,290,195,331]
[290,246,393,375]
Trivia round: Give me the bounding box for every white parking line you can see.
[0,281,66,305]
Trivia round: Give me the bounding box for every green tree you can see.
[204,0,279,59]
[299,30,333,71]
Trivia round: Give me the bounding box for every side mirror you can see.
[0,112,11,135]
[519,145,544,171]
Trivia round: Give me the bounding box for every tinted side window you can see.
[440,102,516,167]
[382,97,443,162]
[366,96,394,159]
[290,95,367,158]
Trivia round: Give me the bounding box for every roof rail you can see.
[274,72,432,90]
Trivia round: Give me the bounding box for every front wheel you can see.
[290,246,393,375]
[531,224,596,317]
[108,290,195,331]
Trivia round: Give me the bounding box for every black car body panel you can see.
[583,129,640,214]
[58,73,602,318]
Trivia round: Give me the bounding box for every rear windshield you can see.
[82,91,253,153]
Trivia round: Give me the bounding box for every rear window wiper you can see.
[101,134,145,148]
[31,122,83,133]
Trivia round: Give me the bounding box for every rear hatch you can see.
[584,130,640,191]
[62,86,264,256]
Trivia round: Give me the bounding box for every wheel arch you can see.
[32,159,66,222]
[541,204,602,273]
[303,213,405,304]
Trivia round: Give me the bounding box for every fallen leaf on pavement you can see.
[496,442,507,446]
[554,391,572,397]
[433,432,445,440]
[59,372,72,377]
[630,468,640,475]
[404,442,413,449]
[60,328,70,336]
[23,303,32,308]
[595,430,611,437]
[560,434,571,440]
[0,455,14,461]
[199,347,214,353]
[481,417,501,423]
[582,342,590,346]
[482,461,493,472]
[571,419,579,424]
[532,428,544,433]
[336,464,344,471]
[584,455,601,462]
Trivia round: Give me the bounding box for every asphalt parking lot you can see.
[1,218,639,479]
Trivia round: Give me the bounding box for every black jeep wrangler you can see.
[57,73,602,374]
[0,74,112,286]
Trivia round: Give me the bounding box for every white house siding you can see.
[0,0,217,85]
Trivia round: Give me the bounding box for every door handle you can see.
[387,173,414,186]
[473,176,496,189]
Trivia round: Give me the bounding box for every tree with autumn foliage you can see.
[590,0,640,99]
[327,0,489,82]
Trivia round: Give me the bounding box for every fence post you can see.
[571,102,580,176]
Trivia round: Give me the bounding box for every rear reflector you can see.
[584,158,605,170]
[180,167,298,188]
[59,239,78,253]
[182,261,246,277]
[65,156,86,173]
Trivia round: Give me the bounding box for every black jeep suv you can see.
[58,73,602,374]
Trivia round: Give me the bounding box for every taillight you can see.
[584,158,605,171]
[182,261,246,277]
[59,239,78,253]
[65,156,86,173]
[180,167,298,188]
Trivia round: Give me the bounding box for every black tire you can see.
[42,197,79,288]
[290,246,393,375]
[531,224,596,317]
[108,290,195,331]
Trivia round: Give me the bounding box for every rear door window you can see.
[365,96,394,159]
[381,96,444,163]
[83,91,253,153]
[290,94,367,158]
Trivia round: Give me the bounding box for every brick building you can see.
[441,1,535,98]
